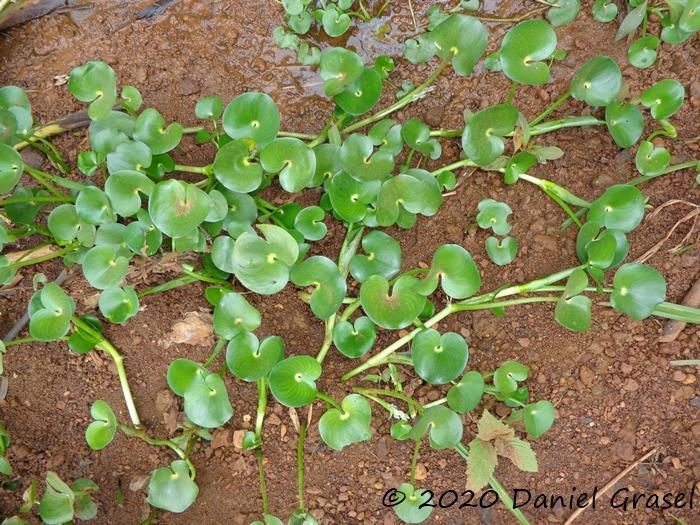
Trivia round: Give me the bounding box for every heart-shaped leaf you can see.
[27,283,76,342]
[326,171,378,224]
[570,56,622,107]
[485,236,518,266]
[318,394,372,451]
[587,184,645,232]
[605,102,644,148]
[493,360,529,396]
[412,329,468,385]
[213,291,261,339]
[409,405,463,449]
[635,140,670,176]
[213,139,263,193]
[98,286,139,324]
[628,35,660,69]
[360,274,426,329]
[0,143,23,194]
[593,0,618,22]
[75,186,116,225]
[334,67,383,116]
[183,372,233,428]
[400,118,441,159]
[321,5,351,37]
[291,256,346,319]
[39,472,74,525]
[226,332,284,382]
[523,400,556,438]
[222,92,280,147]
[311,143,341,186]
[392,483,434,524]
[447,371,485,413]
[376,169,442,227]
[576,223,629,269]
[429,14,487,76]
[611,262,666,320]
[104,170,154,217]
[149,179,210,238]
[167,358,206,396]
[340,133,394,182]
[294,206,327,241]
[332,316,376,358]
[639,79,685,120]
[476,198,513,235]
[462,104,519,166]
[147,460,198,513]
[81,245,129,289]
[680,0,700,31]
[133,108,183,154]
[413,244,481,299]
[106,140,152,174]
[319,48,364,96]
[404,34,438,64]
[195,96,223,120]
[555,295,592,331]
[547,0,580,26]
[499,19,557,85]
[68,61,117,119]
[269,355,321,407]
[260,137,316,192]
[349,230,402,282]
[85,400,116,451]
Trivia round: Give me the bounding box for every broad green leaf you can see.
[504,151,537,184]
[213,139,263,193]
[570,56,622,107]
[635,140,670,176]
[322,5,351,37]
[400,118,441,159]
[476,198,512,235]
[493,360,529,396]
[226,332,284,382]
[499,20,557,85]
[360,274,426,329]
[106,140,152,174]
[611,263,666,320]
[376,170,442,227]
[85,400,116,450]
[195,96,223,120]
[326,171,378,223]
[413,244,481,299]
[167,358,205,396]
[213,291,261,339]
[628,35,660,68]
[485,236,518,266]
[547,0,580,26]
[462,104,519,165]
[615,1,648,41]
[294,206,327,241]
[466,438,497,492]
[593,0,618,22]
[0,143,23,194]
[447,371,485,413]
[319,48,364,96]
[311,143,341,186]
[75,186,116,225]
[183,372,233,428]
[39,472,74,525]
[120,85,142,113]
[587,184,645,232]
[639,79,685,120]
[133,108,183,154]
[605,102,644,148]
[147,460,198,513]
[679,0,700,32]
[98,286,139,324]
[104,170,154,217]
[409,405,463,449]
[332,316,376,358]
[340,133,394,182]
[290,256,346,319]
[81,245,129,289]
[269,355,321,407]
[334,67,382,116]
[222,92,280,147]
[555,295,592,331]
[28,283,76,341]
[411,329,468,385]
[578,225,629,269]
[260,137,316,192]
[403,34,437,64]
[68,61,117,119]
[318,394,372,451]
[564,268,589,297]
[149,179,210,238]
[429,14,487,75]
[523,400,556,437]
[349,230,402,282]
[393,483,434,524]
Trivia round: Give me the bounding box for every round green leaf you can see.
[360,274,426,329]
[75,186,116,225]
[679,0,700,32]
[413,244,481,299]
[392,483,434,524]
[98,286,139,324]
[547,0,580,26]
[195,96,223,120]
[326,171,377,223]
[133,108,183,154]
[593,0,618,22]
[183,372,233,428]
[635,140,670,176]
[318,394,372,451]
[570,56,622,107]
[85,400,116,451]
[222,92,280,147]
[605,102,644,148]
[555,295,592,332]
[576,224,629,269]
[319,48,364,97]
[476,198,512,235]
[611,263,666,320]
[504,151,537,184]
[311,143,341,186]
[269,355,321,407]
[39,472,74,525]
[485,236,518,266]
[81,245,129,289]
[628,35,660,69]
[321,6,351,37]
[462,104,519,166]
[340,133,394,182]
[334,67,383,116]
[260,137,316,192]
[213,139,263,193]
[106,140,152,174]
[104,170,154,217]
[291,256,346,320]
[412,329,468,385]
[499,19,557,85]
[404,34,438,64]
[587,184,645,232]
[226,332,284,382]
[167,358,205,397]
[149,179,210,238]
[524,400,556,438]
[333,316,376,358]
[120,85,142,113]
[447,371,485,413]
[147,460,198,513]
[213,291,261,339]
[349,230,402,282]
[493,360,529,396]
[639,79,685,120]
[429,14,487,76]
[400,118,441,159]
[409,405,463,449]
[294,206,327,241]
[68,61,117,119]
[0,142,23,194]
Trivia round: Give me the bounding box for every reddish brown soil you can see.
[0,1,699,524]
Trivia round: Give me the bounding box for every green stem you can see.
[23,166,63,197]
[353,387,423,415]
[651,302,700,324]
[519,173,591,207]
[173,164,212,175]
[628,160,699,186]
[506,82,518,104]
[297,422,307,512]
[4,336,68,347]
[182,126,205,134]
[409,438,422,486]
[5,243,78,271]
[203,338,227,369]
[431,157,478,176]
[118,424,196,479]
[0,195,72,206]
[670,359,700,367]
[255,378,270,515]
[339,299,362,322]
[73,316,141,427]
[529,90,571,126]
[137,275,198,298]
[316,313,337,363]
[278,131,317,140]
[315,391,343,411]
[528,115,604,135]
[342,58,451,135]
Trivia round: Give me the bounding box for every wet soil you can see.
[0,1,699,524]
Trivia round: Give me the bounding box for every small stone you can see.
[600,436,610,445]
[614,442,635,462]
[673,370,687,382]
[178,79,201,96]
[622,378,639,392]
[682,374,696,385]
[414,463,428,481]
[129,474,150,492]
[534,234,558,252]
[680,252,699,268]
[671,457,683,470]
[620,363,633,374]
[691,423,700,438]
[211,429,230,449]
[232,430,246,450]
[579,366,595,387]
[517,338,530,348]
[169,312,213,346]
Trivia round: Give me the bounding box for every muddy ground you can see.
[0,0,698,524]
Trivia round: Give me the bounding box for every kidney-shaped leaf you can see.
[81,245,129,289]
[319,394,372,451]
[409,405,463,449]
[147,460,198,513]
[340,133,394,182]
[85,400,116,451]
[333,316,376,358]
[291,256,346,319]
[0,143,23,194]
[260,137,316,192]
[349,230,402,282]
[319,48,364,96]
[213,291,261,339]
[587,184,645,232]
[570,56,622,107]
[411,329,468,385]
[555,295,592,332]
[104,170,154,217]
[222,92,280,147]
[499,19,557,85]
[213,139,263,193]
[611,262,666,320]
[523,400,556,438]
[462,104,519,166]
[392,483,434,524]
[269,355,321,407]
[429,14,487,76]
[133,108,183,154]
[68,61,117,119]
[605,101,644,148]
[226,332,284,382]
[334,67,383,116]
[149,179,210,239]
[447,371,485,413]
[183,372,233,428]
[635,140,670,176]
[639,79,685,120]
[413,244,481,299]
[360,274,426,329]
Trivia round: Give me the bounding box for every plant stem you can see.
[315,391,342,411]
[409,438,421,486]
[137,275,198,297]
[431,157,478,176]
[342,58,451,135]
[519,173,591,207]
[529,90,571,126]
[255,378,270,515]
[353,387,423,415]
[652,302,700,324]
[203,338,227,369]
[0,195,72,206]
[5,243,78,271]
[339,299,362,322]
[118,424,196,479]
[72,316,141,427]
[4,336,68,347]
[528,115,604,135]
[628,161,700,186]
[23,166,64,197]
[173,164,212,175]
[296,422,307,512]
[278,131,317,140]
[181,126,205,134]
